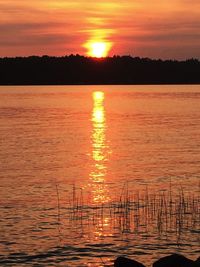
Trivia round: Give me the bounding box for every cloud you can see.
[0,0,200,58]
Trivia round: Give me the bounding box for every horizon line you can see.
[0,54,200,62]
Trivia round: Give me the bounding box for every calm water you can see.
[0,85,199,266]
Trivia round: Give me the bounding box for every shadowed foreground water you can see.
[0,85,199,266]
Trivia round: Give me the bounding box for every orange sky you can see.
[0,0,200,59]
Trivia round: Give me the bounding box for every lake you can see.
[0,85,199,266]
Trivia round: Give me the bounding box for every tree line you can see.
[0,55,200,85]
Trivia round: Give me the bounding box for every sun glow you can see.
[85,41,112,58]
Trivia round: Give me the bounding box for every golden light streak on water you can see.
[89,91,110,204]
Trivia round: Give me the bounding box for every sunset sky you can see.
[0,0,200,59]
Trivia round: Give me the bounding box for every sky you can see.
[0,0,200,59]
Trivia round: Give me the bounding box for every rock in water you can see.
[114,257,146,267]
[153,254,194,267]
[195,257,200,267]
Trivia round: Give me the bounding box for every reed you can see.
[65,183,200,242]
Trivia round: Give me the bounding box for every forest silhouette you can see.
[0,55,200,85]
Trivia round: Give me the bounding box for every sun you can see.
[85,41,112,58]
[90,42,107,58]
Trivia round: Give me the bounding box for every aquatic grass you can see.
[64,183,200,243]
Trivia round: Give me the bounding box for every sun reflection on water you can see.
[89,91,110,204]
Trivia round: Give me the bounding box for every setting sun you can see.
[85,41,112,58]
[90,42,107,58]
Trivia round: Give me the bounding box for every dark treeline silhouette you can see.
[0,55,200,85]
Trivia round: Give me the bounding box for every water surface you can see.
[0,85,199,266]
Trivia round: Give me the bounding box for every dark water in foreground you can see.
[0,85,199,266]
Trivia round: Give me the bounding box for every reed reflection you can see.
[89,91,110,204]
